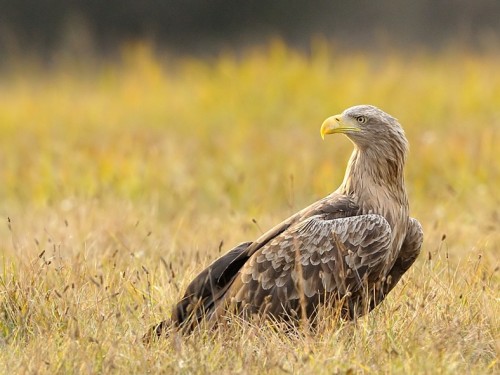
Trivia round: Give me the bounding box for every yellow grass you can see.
[0,41,498,373]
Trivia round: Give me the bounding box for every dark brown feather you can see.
[203,197,395,323]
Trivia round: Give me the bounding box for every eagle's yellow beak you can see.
[320,114,360,140]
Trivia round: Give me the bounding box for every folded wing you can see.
[221,213,393,319]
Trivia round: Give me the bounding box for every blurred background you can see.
[0,1,498,258]
[1,0,500,58]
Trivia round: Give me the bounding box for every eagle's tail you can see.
[143,241,253,341]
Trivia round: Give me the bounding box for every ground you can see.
[0,42,498,374]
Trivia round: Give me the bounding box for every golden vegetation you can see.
[0,41,498,373]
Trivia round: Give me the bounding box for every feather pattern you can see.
[226,213,392,315]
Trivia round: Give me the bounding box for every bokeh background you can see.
[0,1,499,374]
[1,0,500,57]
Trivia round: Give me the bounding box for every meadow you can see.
[0,41,498,373]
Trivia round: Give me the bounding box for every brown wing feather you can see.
[219,213,392,321]
[381,217,423,295]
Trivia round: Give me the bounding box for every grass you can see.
[0,41,498,373]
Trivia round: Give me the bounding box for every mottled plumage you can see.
[148,105,423,338]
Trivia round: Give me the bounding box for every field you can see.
[0,41,498,373]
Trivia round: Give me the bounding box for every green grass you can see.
[0,41,498,373]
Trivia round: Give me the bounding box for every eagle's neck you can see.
[338,141,409,269]
[339,146,408,208]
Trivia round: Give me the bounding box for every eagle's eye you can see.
[356,116,367,124]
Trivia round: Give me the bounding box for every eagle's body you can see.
[149,105,423,337]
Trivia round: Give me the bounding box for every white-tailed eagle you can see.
[148,105,423,338]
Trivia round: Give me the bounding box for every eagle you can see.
[148,105,423,338]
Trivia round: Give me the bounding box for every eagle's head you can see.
[320,105,408,157]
